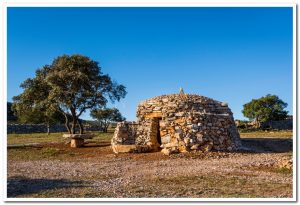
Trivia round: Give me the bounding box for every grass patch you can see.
[7,132,65,145]
[8,147,66,161]
[41,148,61,157]
[274,167,292,175]
[14,187,114,198]
[239,130,292,139]
[251,166,292,175]
[7,131,114,161]
[85,131,113,144]
[7,131,113,145]
[125,174,292,198]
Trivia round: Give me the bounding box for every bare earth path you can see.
[7,137,293,198]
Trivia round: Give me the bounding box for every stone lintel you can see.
[144,112,162,119]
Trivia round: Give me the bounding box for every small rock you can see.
[161,148,171,155]
[184,137,190,144]
[190,144,199,150]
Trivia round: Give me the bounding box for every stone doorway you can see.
[149,117,162,151]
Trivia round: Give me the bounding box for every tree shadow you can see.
[7,176,88,197]
[239,138,293,153]
[82,143,111,148]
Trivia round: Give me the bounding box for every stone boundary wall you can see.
[262,119,293,130]
[7,124,102,134]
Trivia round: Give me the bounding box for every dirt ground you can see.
[7,133,293,198]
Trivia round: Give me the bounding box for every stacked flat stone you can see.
[111,121,138,145]
[112,93,241,155]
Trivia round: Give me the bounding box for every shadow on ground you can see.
[82,143,111,148]
[240,138,293,153]
[7,176,87,197]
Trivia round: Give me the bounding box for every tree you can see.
[12,70,65,134]
[13,54,127,134]
[242,94,288,127]
[7,102,17,122]
[12,67,64,134]
[12,103,65,135]
[90,108,125,132]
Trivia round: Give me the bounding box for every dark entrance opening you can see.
[149,116,163,151]
[156,118,162,145]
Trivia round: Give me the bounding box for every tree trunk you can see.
[70,108,77,134]
[63,114,71,134]
[78,118,84,134]
[255,118,260,129]
[47,122,50,135]
[104,123,109,133]
[71,118,77,134]
[99,121,104,132]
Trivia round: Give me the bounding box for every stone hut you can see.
[111,92,241,155]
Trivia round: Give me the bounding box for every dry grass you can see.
[7,131,113,145]
[250,164,293,175]
[9,174,292,198]
[125,175,292,198]
[7,132,65,145]
[239,130,293,139]
[7,131,114,161]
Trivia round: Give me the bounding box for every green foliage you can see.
[90,108,125,132]
[242,94,288,126]
[7,102,17,122]
[12,68,64,129]
[14,106,64,125]
[13,54,127,134]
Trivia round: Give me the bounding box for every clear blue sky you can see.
[7,7,293,121]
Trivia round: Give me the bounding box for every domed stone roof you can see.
[137,93,231,120]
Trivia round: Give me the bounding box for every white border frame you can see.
[1,2,297,202]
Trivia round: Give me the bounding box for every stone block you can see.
[161,135,171,144]
[161,148,171,155]
[191,144,199,150]
[112,145,137,153]
[175,118,185,124]
[144,112,162,119]
[183,137,190,144]
[175,112,185,117]
[71,138,84,148]
[63,134,93,139]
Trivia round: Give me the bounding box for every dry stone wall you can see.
[112,93,241,155]
[111,122,137,145]
[7,124,102,134]
[111,122,154,153]
[262,119,293,130]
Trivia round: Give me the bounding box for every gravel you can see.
[7,150,293,198]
